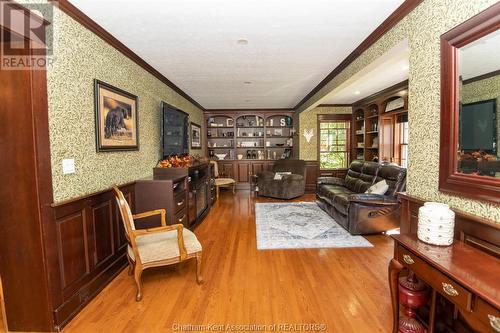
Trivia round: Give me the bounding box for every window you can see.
[399,120,409,168]
[319,120,351,169]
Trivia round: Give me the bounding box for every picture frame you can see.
[94,80,139,152]
[226,118,234,127]
[191,122,202,149]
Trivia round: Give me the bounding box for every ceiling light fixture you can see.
[244,81,252,84]
[237,38,249,45]
[354,91,361,95]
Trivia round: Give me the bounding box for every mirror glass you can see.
[458,29,500,178]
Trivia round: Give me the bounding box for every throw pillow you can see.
[274,172,292,180]
[365,180,389,195]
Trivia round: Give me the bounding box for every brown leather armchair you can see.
[256,159,306,199]
[316,160,406,235]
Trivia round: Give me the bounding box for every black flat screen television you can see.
[460,99,497,153]
[161,102,189,158]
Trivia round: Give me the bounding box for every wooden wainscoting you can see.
[305,160,319,193]
[50,183,134,330]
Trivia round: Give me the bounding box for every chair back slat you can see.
[112,187,136,243]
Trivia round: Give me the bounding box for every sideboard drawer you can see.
[475,298,500,332]
[175,208,188,226]
[175,192,186,213]
[397,245,473,311]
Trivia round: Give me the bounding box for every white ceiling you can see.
[69,0,405,109]
[460,29,500,80]
[320,39,409,105]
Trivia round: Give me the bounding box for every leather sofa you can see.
[316,160,406,235]
[256,159,306,199]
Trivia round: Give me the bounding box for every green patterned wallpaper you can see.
[47,8,205,203]
[461,74,500,150]
[297,0,500,222]
[299,106,352,161]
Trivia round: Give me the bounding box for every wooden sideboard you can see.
[390,194,500,333]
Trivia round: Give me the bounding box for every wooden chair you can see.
[112,186,203,301]
[210,160,236,199]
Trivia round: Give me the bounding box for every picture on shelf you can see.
[191,122,202,148]
[94,80,139,152]
[226,118,234,127]
[274,128,283,136]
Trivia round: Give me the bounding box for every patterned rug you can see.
[255,202,373,250]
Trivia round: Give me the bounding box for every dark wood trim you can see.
[0,10,56,331]
[294,0,422,111]
[439,2,500,205]
[316,104,352,108]
[50,0,205,111]
[317,114,352,121]
[352,80,409,106]
[204,108,294,113]
[462,69,500,85]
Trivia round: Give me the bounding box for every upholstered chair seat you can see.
[128,229,202,264]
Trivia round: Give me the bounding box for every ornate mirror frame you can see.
[439,3,500,204]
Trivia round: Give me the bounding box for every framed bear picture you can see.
[94,80,139,152]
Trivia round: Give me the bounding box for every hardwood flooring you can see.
[4,191,395,332]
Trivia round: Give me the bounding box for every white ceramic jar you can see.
[417,202,455,246]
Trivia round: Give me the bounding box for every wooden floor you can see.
[4,191,395,332]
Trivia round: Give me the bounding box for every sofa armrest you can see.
[317,177,344,186]
[348,194,399,206]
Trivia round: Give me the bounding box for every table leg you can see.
[389,258,403,333]
[216,185,219,200]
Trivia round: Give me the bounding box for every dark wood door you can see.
[380,116,394,163]
[0,28,54,331]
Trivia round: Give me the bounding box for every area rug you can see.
[255,202,372,250]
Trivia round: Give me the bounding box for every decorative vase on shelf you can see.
[417,202,455,246]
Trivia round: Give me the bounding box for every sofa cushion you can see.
[345,162,363,192]
[317,184,354,204]
[333,194,350,215]
[375,164,407,197]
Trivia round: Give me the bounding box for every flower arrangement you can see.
[158,155,192,168]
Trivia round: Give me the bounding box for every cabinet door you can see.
[237,162,250,183]
[251,162,265,175]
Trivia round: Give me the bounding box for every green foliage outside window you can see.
[319,121,350,169]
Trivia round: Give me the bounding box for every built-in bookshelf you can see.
[351,80,408,163]
[206,112,294,161]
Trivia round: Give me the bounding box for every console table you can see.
[390,194,500,333]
